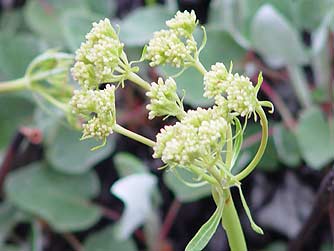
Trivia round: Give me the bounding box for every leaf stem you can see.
[113,124,155,147]
[221,189,247,251]
[0,77,29,93]
[235,106,268,181]
[127,72,151,91]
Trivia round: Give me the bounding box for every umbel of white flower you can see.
[145,10,198,67]
[153,107,227,167]
[166,10,198,36]
[71,18,127,90]
[70,84,116,140]
[146,77,184,120]
[204,62,262,118]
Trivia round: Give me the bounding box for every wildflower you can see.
[145,10,199,68]
[71,18,125,90]
[146,77,184,119]
[70,84,116,140]
[203,62,233,98]
[145,29,196,67]
[166,10,198,37]
[153,107,227,167]
[226,74,258,117]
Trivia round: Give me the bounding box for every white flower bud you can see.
[146,77,183,119]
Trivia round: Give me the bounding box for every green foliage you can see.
[45,123,114,174]
[250,5,307,68]
[0,33,40,79]
[273,124,301,167]
[296,107,333,169]
[84,226,137,251]
[119,6,173,46]
[5,163,101,232]
[0,95,35,149]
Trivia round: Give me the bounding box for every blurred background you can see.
[0,0,333,251]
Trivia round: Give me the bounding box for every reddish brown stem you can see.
[0,132,24,191]
[62,233,83,251]
[260,80,297,131]
[159,199,182,241]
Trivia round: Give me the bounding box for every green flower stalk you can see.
[66,10,273,251]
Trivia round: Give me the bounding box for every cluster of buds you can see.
[204,62,262,118]
[71,18,131,90]
[153,107,227,168]
[146,77,184,120]
[145,10,199,67]
[70,85,116,140]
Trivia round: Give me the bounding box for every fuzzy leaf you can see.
[45,123,114,174]
[5,162,101,232]
[273,123,301,167]
[296,106,333,169]
[250,4,307,68]
[119,6,173,46]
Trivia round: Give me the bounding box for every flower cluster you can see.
[146,77,184,120]
[71,18,126,90]
[70,84,116,140]
[203,63,233,98]
[153,107,227,167]
[204,62,260,117]
[145,11,198,67]
[166,10,198,37]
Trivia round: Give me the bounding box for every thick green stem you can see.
[193,60,207,75]
[235,107,268,181]
[221,189,247,251]
[0,77,28,93]
[113,124,155,147]
[127,72,151,91]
